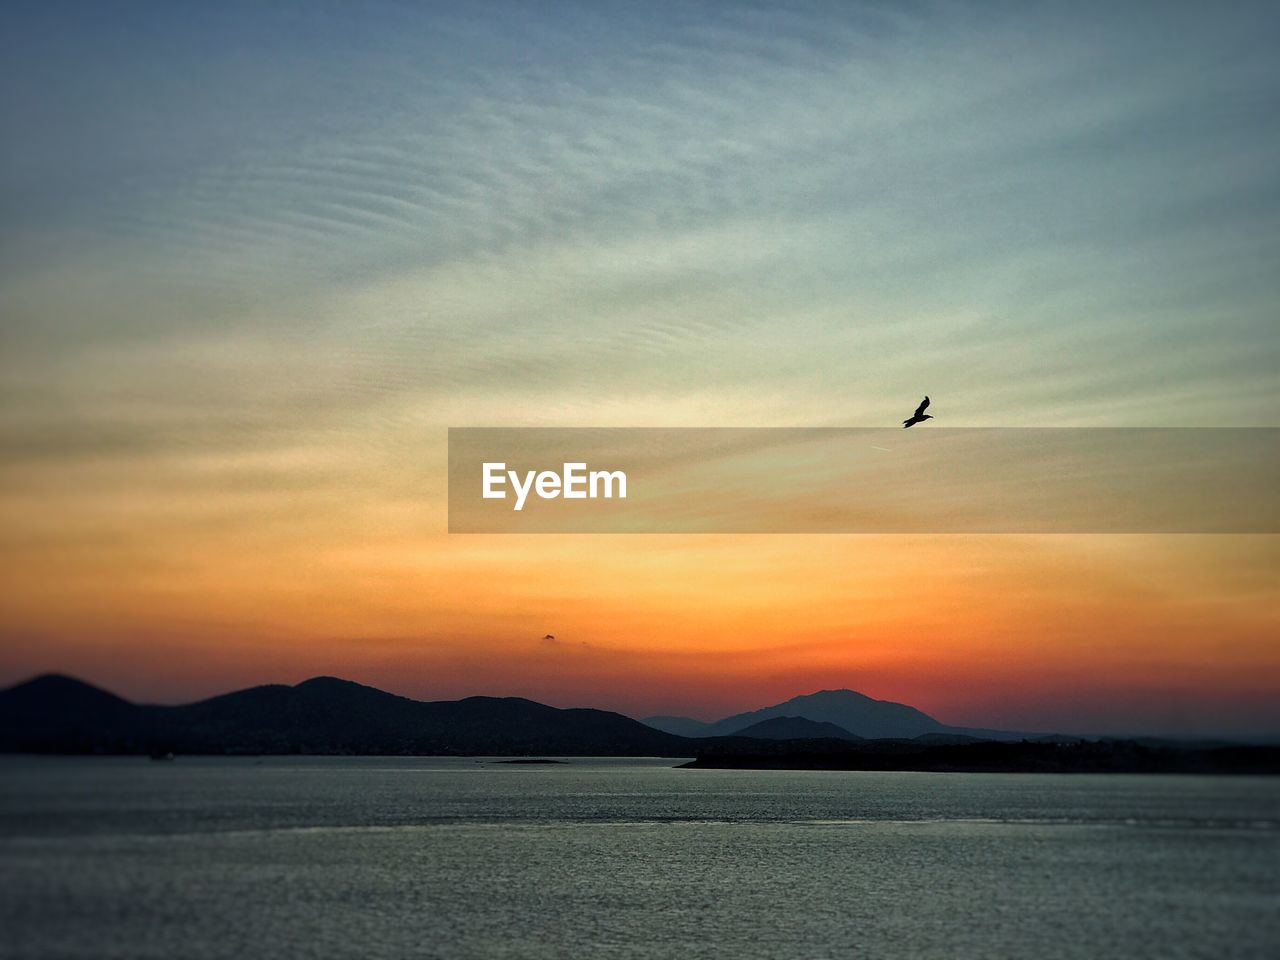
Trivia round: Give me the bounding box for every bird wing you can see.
[914,396,930,417]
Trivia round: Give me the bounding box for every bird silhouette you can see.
[902,396,932,428]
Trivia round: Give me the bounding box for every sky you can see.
[1,1,1278,736]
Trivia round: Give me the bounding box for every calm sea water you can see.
[1,757,1277,959]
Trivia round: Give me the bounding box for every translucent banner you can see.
[447,428,1278,533]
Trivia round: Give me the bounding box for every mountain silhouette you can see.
[640,714,717,738]
[732,716,863,741]
[0,674,136,752]
[715,689,943,738]
[0,674,690,757]
[4,673,1275,772]
[645,688,964,739]
[643,688,1040,741]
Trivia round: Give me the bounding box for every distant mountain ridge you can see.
[0,674,691,757]
[643,688,1034,741]
[0,675,1035,757]
[732,716,863,741]
[3,674,1272,760]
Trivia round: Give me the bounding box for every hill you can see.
[644,689,1038,741]
[733,716,862,741]
[5,674,1273,772]
[646,688,949,739]
[712,689,942,738]
[0,674,692,757]
[641,714,714,738]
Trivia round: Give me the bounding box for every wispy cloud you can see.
[5,4,1277,438]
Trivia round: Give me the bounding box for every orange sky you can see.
[3,514,1277,734]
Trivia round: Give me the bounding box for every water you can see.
[1,757,1277,959]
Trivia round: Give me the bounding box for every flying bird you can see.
[541,634,556,641]
[902,396,932,428]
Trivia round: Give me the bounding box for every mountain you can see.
[5,674,1270,765]
[0,674,137,753]
[711,689,942,738]
[733,716,863,741]
[645,691,947,742]
[641,715,715,737]
[0,674,692,757]
[642,689,1036,741]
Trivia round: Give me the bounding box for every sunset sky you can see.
[2,2,1277,736]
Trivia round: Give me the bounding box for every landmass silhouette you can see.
[2,673,1277,774]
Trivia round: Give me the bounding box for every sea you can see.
[1,756,1277,959]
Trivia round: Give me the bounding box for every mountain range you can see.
[0,674,688,756]
[731,716,864,741]
[1,674,1031,756]
[3,674,1276,774]
[642,689,1029,741]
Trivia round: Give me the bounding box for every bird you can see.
[902,396,932,428]
[541,634,556,641]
